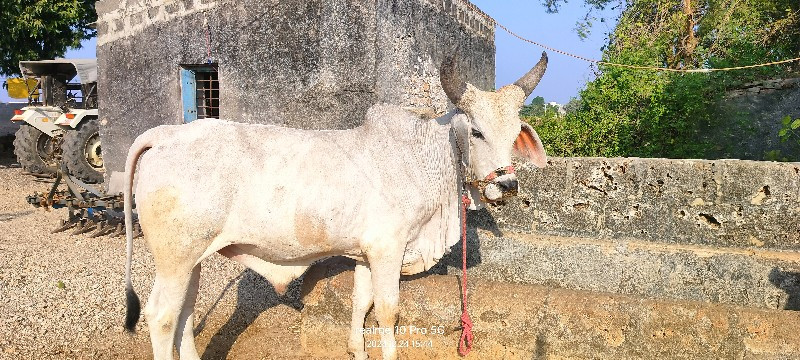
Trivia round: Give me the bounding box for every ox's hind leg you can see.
[348,261,373,360]
[176,264,202,360]
[145,266,199,360]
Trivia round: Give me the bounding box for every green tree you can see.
[520,96,546,117]
[530,0,800,158]
[563,98,581,114]
[0,0,96,76]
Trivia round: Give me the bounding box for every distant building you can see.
[547,101,566,116]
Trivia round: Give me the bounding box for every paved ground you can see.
[0,152,325,359]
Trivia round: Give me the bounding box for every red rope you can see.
[459,194,474,356]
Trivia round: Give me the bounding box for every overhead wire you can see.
[458,0,800,73]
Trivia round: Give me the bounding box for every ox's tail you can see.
[123,129,159,332]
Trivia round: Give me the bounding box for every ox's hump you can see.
[363,104,425,134]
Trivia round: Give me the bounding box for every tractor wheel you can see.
[62,117,104,184]
[13,124,58,176]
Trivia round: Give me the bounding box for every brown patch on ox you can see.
[138,186,214,271]
[138,187,184,271]
[293,213,331,251]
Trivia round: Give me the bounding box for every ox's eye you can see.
[471,128,484,139]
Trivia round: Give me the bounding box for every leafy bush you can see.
[530,0,799,159]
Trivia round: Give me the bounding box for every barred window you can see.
[180,65,219,122]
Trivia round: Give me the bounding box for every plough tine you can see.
[89,221,109,238]
[70,220,87,235]
[133,223,143,239]
[102,223,119,237]
[72,220,97,235]
[100,226,117,238]
[52,219,77,233]
[111,223,125,237]
[76,224,97,235]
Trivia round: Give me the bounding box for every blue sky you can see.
[1,2,617,104]
[471,0,620,104]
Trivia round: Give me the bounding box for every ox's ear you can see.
[514,122,547,167]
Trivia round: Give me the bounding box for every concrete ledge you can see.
[492,157,800,250]
[300,259,800,359]
[441,232,800,310]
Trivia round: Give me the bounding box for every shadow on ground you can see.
[0,154,18,169]
[198,269,304,360]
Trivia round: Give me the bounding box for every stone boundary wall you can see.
[725,77,800,98]
[490,157,800,250]
[431,156,800,310]
[713,77,800,160]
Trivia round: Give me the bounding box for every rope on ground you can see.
[458,0,800,73]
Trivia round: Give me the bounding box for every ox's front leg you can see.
[367,249,403,360]
[349,261,373,360]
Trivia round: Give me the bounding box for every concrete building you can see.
[94,0,495,185]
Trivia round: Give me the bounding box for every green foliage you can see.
[778,115,800,144]
[520,96,563,118]
[532,0,800,158]
[0,0,96,76]
[763,150,790,162]
[529,96,545,108]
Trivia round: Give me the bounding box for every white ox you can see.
[123,53,548,359]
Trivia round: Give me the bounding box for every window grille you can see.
[180,65,219,123]
[195,70,219,119]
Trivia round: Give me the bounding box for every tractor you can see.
[7,59,103,183]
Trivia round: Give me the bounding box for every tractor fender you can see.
[11,106,63,136]
[55,109,99,128]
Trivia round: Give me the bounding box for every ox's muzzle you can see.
[472,166,518,202]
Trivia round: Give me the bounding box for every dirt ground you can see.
[0,152,330,359]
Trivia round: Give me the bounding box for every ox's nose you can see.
[497,178,518,193]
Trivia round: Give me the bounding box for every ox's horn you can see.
[440,52,468,106]
[514,52,548,98]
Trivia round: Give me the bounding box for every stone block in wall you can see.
[440,231,800,310]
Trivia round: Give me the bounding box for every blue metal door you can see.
[181,69,197,123]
